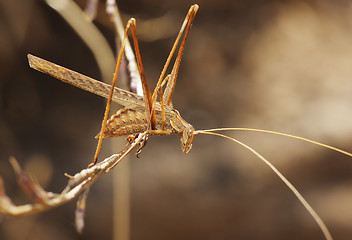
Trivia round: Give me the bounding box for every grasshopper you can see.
[26,4,352,240]
[28,4,199,167]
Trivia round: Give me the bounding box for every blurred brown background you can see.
[1,0,352,239]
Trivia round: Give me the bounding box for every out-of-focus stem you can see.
[105,2,135,240]
[45,0,115,83]
[106,0,143,95]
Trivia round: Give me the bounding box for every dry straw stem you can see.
[106,0,143,95]
[106,4,136,236]
[44,0,140,237]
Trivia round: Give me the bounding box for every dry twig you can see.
[0,133,145,218]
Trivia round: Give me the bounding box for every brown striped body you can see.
[99,107,195,154]
[101,108,175,138]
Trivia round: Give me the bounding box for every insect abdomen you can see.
[101,108,148,138]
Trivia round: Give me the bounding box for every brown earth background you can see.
[1,0,352,239]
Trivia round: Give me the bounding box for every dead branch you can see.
[0,133,145,218]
